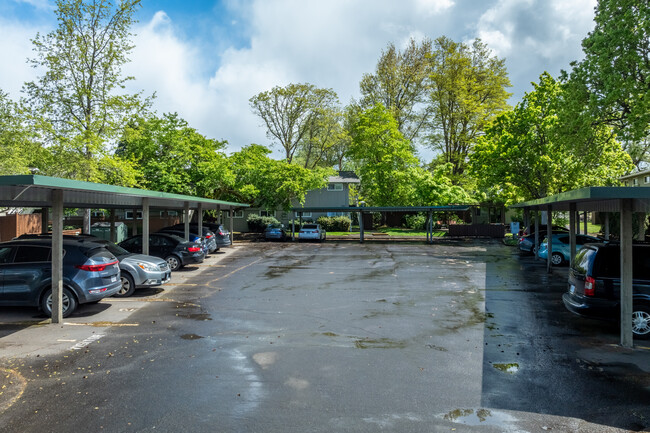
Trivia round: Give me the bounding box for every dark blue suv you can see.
[0,237,121,317]
[563,242,650,339]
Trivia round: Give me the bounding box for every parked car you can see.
[265,223,287,241]
[201,223,232,247]
[0,237,121,317]
[118,233,204,272]
[164,224,219,252]
[522,225,569,236]
[156,228,211,256]
[562,242,650,339]
[299,224,326,242]
[15,234,171,298]
[86,238,171,297]
[538,233,601,266]
[518,230,573,254]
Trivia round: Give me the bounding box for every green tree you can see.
[227,144,332,210]
[294,103,347,170]
[469,73,632,204]
[22,0,149,184]
[570,0,650,143]
[117,113,233,197]
[410,163,470,205]
[0,90,45,175]
[249,83,338,163]
[348,104,419,206]
[428,37,511,179]
[359,38,433,143]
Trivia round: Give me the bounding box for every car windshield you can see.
[103,242,130,256]
[573,247,597,276]
[302,224,317,229]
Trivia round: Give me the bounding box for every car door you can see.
[0,246,17,301]
[149,234,171,258]
[2,245,51,303]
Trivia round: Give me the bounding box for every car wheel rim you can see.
[47,292,70,314]
[632,310,650,335]
[551,254,562,265]
[167,257,179,270]
[119,276,131,295]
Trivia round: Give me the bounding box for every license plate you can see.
[111,275,117,282]
[569,284,575,294]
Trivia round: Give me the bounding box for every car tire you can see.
[166,255,181,272]
[632,304,650,339]
[115,272,136,297]
[41,287,77,318]
[551,252,564,266]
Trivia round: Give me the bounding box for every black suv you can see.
[0,237,121,317]
[562,242,650,339]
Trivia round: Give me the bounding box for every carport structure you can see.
[0,175,248,324]
[291,205,470,243]
[512,186,650,348]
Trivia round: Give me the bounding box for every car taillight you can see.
[205,234,213,239]
[188,246,201,252]
[75,260,118,272]
[584,276,596,296]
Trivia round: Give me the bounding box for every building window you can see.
[260,210,276,217]
[644,176,650,184]
[327,183,343,191]
[233,210,244,218]
[295,212,312,218]
[327,212,345,217]
[634,179,639,186]
[166,210,178,217]
[125,210,142,220]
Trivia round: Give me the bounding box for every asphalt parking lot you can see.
[0,240,649,432]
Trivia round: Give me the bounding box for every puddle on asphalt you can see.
[354,338,407,349]
[321,332,338,337]
[442,408,517,426]
[180,333,204,340]
[492,363,519,373]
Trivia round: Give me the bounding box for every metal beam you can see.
[51,189,63,324]
[183,201,190,241]
[197,203,203,243]
[604,213,610,240]
[534,211,540,260]
[359,211,364,244]
[142,198,150,256]
[547,205,553,273]
[229,209,234,245]
[620,199,634,348]
[569,203,576,269]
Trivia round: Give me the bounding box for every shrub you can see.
[247,214,280,233]
[402,213,427,230]
[316,216,351,232]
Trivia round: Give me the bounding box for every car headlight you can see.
[137,262,159,272]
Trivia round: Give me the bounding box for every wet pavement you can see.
[0,240,649,432]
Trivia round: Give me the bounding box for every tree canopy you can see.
[469,73,632,204]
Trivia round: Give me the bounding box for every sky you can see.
[0,0,598,160]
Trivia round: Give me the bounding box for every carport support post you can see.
[41,207,48,234]
[183,201,190,241]
[109,209,116,243]
[142,198,150,256]
[132,209,138,236]
[359,211,364,243]
[428,210,433,244]
[523,209,529,234]
[51,189,63,324]
[534,211,540,260]
[546,205,553,273]
[569,203,577,269]
[197,203,203,239]
[620,199,634,348]
[604,213,610,240]
[583,211,588,235]
[229,209,234,245]
[291,216,295,241]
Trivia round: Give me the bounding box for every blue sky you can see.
[0,0,598,160]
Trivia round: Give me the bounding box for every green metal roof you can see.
[292,205,470,213]
[0,175,249,209]
[511,186,650,212]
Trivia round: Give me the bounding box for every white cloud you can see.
[0,18,43,99]
[476,0,597,96]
